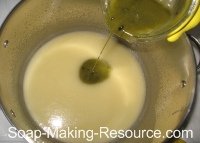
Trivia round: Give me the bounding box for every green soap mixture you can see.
[79,59,111,84]
[106,0,173,38]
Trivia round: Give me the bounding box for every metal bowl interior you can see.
[0,0,196,143]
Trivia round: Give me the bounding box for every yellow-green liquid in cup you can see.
[106,0,173,39]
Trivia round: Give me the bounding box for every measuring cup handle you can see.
[187,34,200,71]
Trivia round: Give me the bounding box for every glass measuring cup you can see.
[102,0,200,42]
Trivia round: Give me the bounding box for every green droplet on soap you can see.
[79,59,111,84]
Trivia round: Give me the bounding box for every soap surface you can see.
[23,31,146,143]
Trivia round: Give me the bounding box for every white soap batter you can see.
[23,31,146,143]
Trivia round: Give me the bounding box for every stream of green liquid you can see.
[79,0,191,84]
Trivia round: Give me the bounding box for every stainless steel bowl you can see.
[0,0,199,143]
